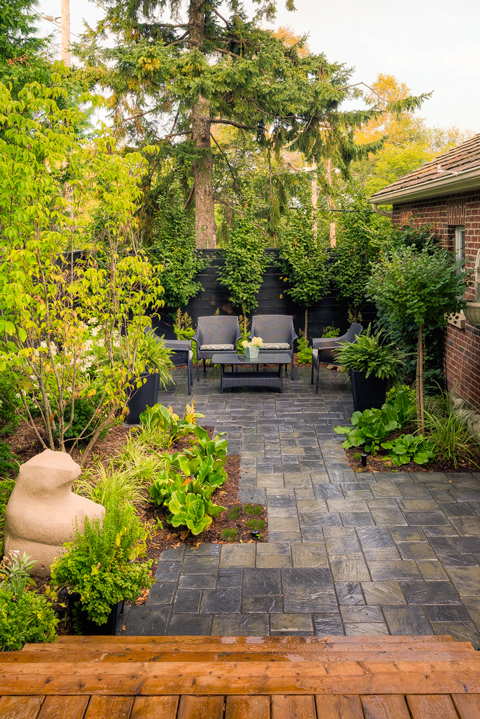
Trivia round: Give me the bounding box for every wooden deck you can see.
[1,635,480,718]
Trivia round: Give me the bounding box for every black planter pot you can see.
[67,593,125,635]
[350,370,388,414]
[126,371,160,424]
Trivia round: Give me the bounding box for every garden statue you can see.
[4,449,105,577]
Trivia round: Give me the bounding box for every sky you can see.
[37,0,480,134]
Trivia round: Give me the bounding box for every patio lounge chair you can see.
[250,314,298,379]
[311,322,363,394]
[192,315,241,380]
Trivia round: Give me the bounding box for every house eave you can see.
[370,166,480,206]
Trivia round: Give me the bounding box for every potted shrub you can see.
[335,328,403,413]
[51,497,153,635]
[126,330,173,424]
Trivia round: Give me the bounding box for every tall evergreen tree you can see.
[76,1,416,247]
[0,0,51,92]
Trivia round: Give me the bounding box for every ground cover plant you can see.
[336,385,479,472]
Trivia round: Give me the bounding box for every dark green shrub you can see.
[335,327,403,380]
[227,506,242,520]
[51,498,153,627]
[245,519,265,531]
[244,504,262,516]
[221,528,238,542]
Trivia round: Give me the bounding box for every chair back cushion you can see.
[193,316,241,347]
[250,315,297,346]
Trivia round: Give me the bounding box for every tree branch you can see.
[211,119,257,131]
[210,132,237,190]
[183,183,195,210]
[211,8,231,27]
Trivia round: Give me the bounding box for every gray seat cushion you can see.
[200,343,235,351]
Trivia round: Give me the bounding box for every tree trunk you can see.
[190,0,216,249]
[416,325,425,432]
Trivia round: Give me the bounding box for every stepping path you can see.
[122,364,480,644]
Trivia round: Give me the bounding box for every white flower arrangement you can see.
[242,336,263,348]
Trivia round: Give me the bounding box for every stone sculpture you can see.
[4,449,105,577]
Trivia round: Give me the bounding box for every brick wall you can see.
[392,190,480,408]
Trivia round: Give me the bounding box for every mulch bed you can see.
[345,430,479,475]
[4,421,267,586]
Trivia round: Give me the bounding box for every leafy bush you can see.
[0,479,15,555]
[334,406,399,455]
[335,327,403,380]
[322,326,340,338]
[381,434,435,466]
[385,385,417,428]
[51,499,153,627]
[0,373,21,436]
[0,552,58,651]
[296,332,312,364]
[139,403,203,448]
[424,393,480,469]
[149,427,228,535]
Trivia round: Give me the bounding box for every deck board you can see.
[1,636,480,718]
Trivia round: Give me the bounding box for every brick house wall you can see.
[392,190,480,408]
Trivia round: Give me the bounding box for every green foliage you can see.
[277,210,328,336]
[335,327,403,380]
[385,385,417,427]
[245,519,265,531]
[0,586,59,650]
[0,479,15,554]
[244,504,263,516]
[368,243,469,333]
[0,79,170,462]
[381,434,435,466]
[334,406,399,455]
[149,426,228,535]
[227,506,242,521]
[51,497,153,627]
[322,326,341,338]
[296,332,312,364]
[0,373,21,436]
[0,443,18,479]
[0,0,52,95]
[139,402,203,448]
[221,528,238,542]
[217,211,268,325]
[424,393,480,470]
[330,194,385,316]
[149,193,208,310]
[368,243,470,424]
[0,551,58,650]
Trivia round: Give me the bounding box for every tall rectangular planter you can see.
[126,372,160,424]
[350,370,387,414]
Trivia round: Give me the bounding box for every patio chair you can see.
[250,314,298,379]
[192,315,241,380]
[311,322,363,394]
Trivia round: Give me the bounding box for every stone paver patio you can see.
[122,364,480,645]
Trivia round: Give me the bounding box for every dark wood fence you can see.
[152,249,376,342]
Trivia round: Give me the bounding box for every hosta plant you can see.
[334,406,399,455]
[381,434,436,466]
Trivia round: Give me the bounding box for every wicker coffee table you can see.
[211,352,291,393]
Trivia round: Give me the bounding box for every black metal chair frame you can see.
[163,339,193,395]
[192,316,242,381]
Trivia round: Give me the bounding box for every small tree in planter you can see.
[217,210,268,333]
[367,245,469,430]
[149,192,209,313]
[277,209,329,340]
